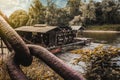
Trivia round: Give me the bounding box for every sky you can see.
[0,0,102,17]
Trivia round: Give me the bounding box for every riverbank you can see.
[83,30,120,33]
[86,24,120,31]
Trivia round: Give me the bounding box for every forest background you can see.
[1,0,120,30]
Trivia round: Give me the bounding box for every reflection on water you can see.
[56,33,120,75]
[78,32,120,47]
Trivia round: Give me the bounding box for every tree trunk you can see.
[28,44,85,80]
[0,16,32,66]
[0,10,10,24]
[6,52,28,80]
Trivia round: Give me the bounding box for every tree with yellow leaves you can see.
[9,10,29,28]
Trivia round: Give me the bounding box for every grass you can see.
[21,57,63,80]
[0,57,63,80]
[86,24,120,31]
[0,59,10,80]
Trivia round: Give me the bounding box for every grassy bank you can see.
[87,24,120,31]
[0,57,63,80]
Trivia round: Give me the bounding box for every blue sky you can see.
[40,0,68,8]
[0,0,102,17]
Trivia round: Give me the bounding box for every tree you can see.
[45,0,58,25]
[94,2,103,24]
[66,0,81,17]
[56,8,71,26]
[88,0,120,24]
[79,1,96,25]
[82,1,96,25]
[26,0,45,26]
[9,10,29,28]
[27,0,70,26]
[97,0,120,24]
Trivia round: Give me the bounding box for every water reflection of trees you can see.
[79,32,120,44]
[113,37,120,47]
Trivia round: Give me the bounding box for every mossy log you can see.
[0,16,32,66]
[28,44,85,80]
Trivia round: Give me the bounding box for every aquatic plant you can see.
[71,45,120,80]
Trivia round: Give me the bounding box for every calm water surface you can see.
[57,32,120,74]
[78,32,120,47]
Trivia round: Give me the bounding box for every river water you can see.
[56,32,120,74]
[79,32,120,47]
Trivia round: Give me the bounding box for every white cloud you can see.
[0,0,102,17]
[0,0,32,17]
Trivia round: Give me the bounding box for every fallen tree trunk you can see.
[0,16,32,66]
[1,38,13,52]
[6,52,28,80]
[2,39,28,80]
[28,44,85,80]
[0,10,10,24]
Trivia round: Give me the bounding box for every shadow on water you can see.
[78,32,120,46]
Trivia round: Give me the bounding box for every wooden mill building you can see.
[15,24,75,47]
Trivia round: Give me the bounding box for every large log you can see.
[0,16,32,66]
[28,44,85,80]
[0,10,10,24]
[6,52,28,80]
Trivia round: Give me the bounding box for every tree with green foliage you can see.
[45,0,58,25]
[82,0,96,25]
[95,0,120,24]
[56,8,71,26]
[26,0,45,26]
[45,0,71,26]
[9,10,29,28]
[8,0,120,28]
[66,0,81,17]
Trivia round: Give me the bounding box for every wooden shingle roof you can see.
[15,25,57,33]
